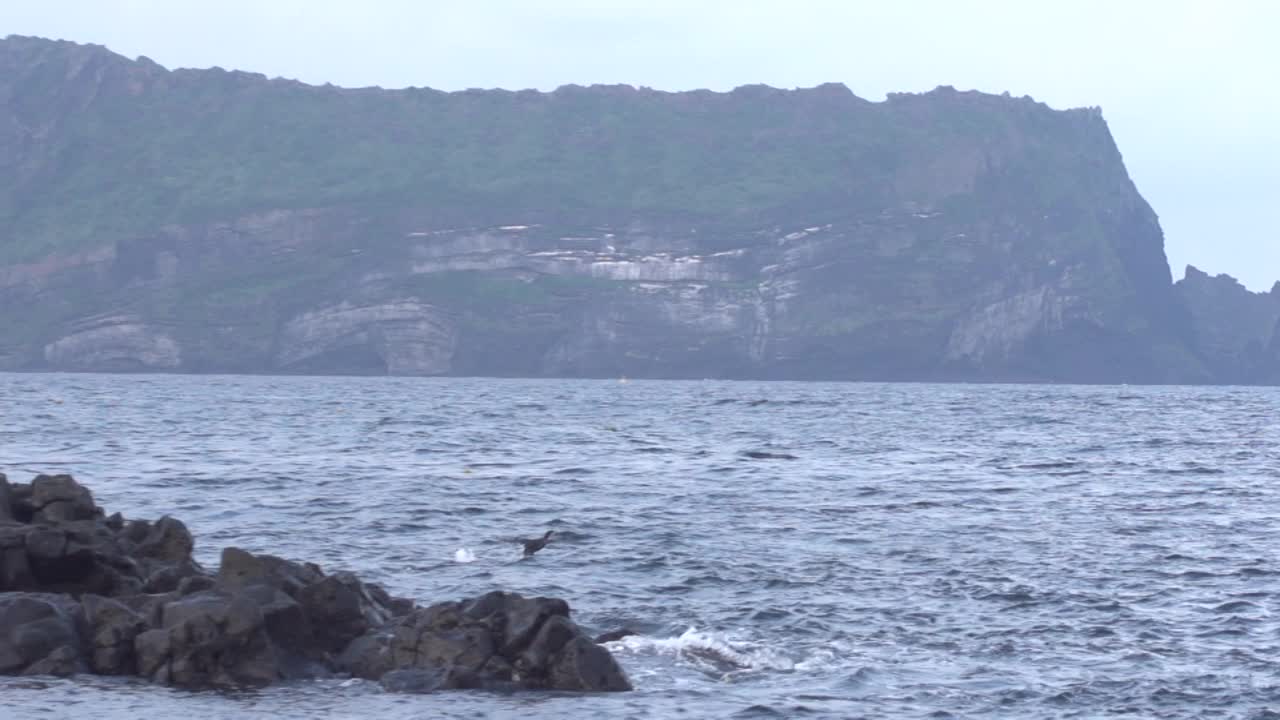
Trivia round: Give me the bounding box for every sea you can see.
[2,373,1279,719]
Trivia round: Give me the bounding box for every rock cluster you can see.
[0,473,631,692]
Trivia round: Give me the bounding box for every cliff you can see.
[0,35,1247,382]
[1176,266,1280,384]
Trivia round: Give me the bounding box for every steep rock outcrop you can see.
[1176,266,1280,383]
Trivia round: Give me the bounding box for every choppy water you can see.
[3,373,1280,719]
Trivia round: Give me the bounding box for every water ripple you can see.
[2,375,1280,718]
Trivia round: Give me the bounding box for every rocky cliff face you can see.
[1176,266,1280,384]
[0,35,1254,382]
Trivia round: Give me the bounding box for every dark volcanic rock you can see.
[213,547,395,666]
[297,572,393,654]
[142,560,204,594]
[371,591,631,692]
[0,593,86,676]
[391,600,500,677]
[0,473,13,523]
[548,635,634,691]
[29,475,99,523]
[133,516,196,565]
[82,594,148,675]
[0,477,183,597]
[0,474,631,692]
[136,591,280,687]
[0,526,34,590]
[177,575,218,596]
[338,628,395,680]
[1,520,134,597]
[216,546,323,595]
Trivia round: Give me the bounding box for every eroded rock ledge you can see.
[0,473,631,692]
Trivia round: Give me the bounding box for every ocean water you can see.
[2,373,1279,719]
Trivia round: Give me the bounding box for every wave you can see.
[604,627,838,678]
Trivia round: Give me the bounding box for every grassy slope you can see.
[1,36,1126,265]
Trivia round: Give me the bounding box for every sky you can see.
[4,0,1277,289]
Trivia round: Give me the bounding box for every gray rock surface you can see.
[1176,265,1280,384]
[0,593,86,676]
[82,594,148,675]
[358,591,631,692]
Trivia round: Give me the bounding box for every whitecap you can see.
[453,548,477,563]
[605,627,798,675]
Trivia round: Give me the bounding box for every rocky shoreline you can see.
[0,473,631,692]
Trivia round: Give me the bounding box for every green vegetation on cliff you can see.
[3,35,1116,263]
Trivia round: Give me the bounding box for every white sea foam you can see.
[453,548,477,563]
[605,627,802,676]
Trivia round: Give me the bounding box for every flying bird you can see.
[522,530,554,557]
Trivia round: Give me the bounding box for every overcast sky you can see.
[5,0,1277,289]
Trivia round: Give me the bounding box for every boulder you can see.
[337,628,394,680]
[82,594,148,675]
[498,594,570,655]
[375,591,631,692]
[25,527,94,585]
[133,516,196,565]
[214,547,396,666]
[114,592,176,627]
[235,582,317,671]
[0,593,87,676]
[18,522,142,597]
[547,635,634,691]
[136,591,280,688]
[391,600,501,678]
[517,614,578,675]
[143,561,205,594]
[121,516,204,591]
[177,575,218,596]
[0,473,13,522]
[29,474,98,523]
[0,525,36,590]
[216,547,323,596]
[296,572,392,654]
[7,482,35,523]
